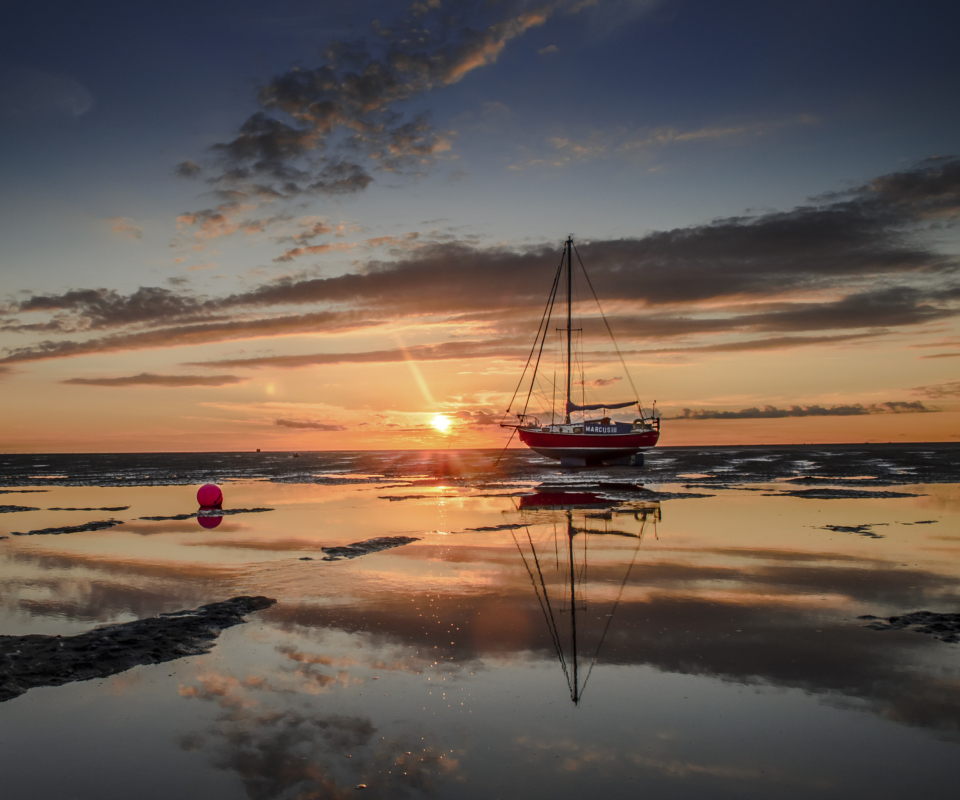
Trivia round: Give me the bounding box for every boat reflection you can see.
[513,491,660,704]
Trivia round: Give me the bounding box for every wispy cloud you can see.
[274,418,346,431]
[513,114,818,169]
[273,241,355,263]
[911,381,960,399]
[190,339,522,370]
[577,376,622,387]
[673,401,934,420]
[62,373,245,388]
[106,217,143,241]
[175,160,202,178]
[0,67,92,118]
[453,409,501,426]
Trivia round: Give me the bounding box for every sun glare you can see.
[431,414,451,434]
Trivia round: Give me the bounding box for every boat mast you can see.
[568,509,579,703]
[565,236,573,424]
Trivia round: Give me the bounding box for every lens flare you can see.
[431,414,451,433]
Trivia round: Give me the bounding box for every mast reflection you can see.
[514,491,660,704]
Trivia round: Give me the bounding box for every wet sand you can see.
[1,445,959,799]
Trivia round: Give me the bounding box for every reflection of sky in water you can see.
[2,452,960,798]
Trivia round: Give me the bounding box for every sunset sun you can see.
[431,414,451,434]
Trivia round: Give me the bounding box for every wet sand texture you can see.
[0,596,276,702]
[321,536,420,561]
[860,611,960,643]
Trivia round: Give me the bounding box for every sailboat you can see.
[502,237,660,466]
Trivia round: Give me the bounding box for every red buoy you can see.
[197,483,223,507]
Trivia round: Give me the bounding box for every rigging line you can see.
[580,515,648,696]
[513,529,570,686]
[505,251,564,417]
[572,243,644,417]
[528,527,570,681]
[521,258,564,417]
[493,425,517,467]
[511,529,565,663]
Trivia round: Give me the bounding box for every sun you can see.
[431,414,451,434]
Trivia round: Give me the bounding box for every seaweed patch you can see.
[859,611,960,643]
[0,596,276,702]
[138,507,274,521]
[820,524,887,539]
[10,519,124,536]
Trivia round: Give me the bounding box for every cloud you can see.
[0,67,93,118]
[0,311,364,364]
[61,373,245,388]
[912,381,960,399]
[180,0,559,220]
[201,157,960,317]
[106,217,142,241]
[8,158,960,363]
[274,418,346,430]
[672,402,935,420]
[538,45,559,55]
[15,286,206,329]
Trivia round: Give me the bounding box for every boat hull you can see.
[518,428,659,465]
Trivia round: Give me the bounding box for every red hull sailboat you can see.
[503,237,660,466]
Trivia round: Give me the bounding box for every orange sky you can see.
[2,2,959,452]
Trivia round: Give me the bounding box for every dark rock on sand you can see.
[465,523,531,532]
[321,536,420,561]
[859,611,960,643]
[10,519,124,536]
[766,488,921,500]
[0,596,276,702]
[0,505,39,513]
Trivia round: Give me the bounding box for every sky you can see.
[1,0,959,452]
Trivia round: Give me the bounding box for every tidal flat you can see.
[2,445,960,799]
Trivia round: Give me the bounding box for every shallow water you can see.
[2,446,960,799]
